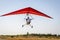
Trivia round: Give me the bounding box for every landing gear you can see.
[22,24,33,28]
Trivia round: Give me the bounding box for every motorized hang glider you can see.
[1,7,52,19]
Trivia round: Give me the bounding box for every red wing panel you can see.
[29,8,52,19]
[1,7,52,19]
[1,7,29,16]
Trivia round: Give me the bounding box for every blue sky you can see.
[0,0,60,35]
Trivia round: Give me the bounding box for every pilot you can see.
[26,17,32,25]
[22,16,33,28]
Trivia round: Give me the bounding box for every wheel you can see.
[31,26,33,28]
[22,25,24,27]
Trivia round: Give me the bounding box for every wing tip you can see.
[0,16,2,17]
[0,15,4,17]
[51,18,54,19]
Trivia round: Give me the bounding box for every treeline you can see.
[0,33,60,38]
[21,33,60,38]
[27,34,60,37]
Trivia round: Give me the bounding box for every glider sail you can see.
[1,7,52,19]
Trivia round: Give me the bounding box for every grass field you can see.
[0,34,60,40]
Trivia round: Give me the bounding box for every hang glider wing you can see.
[1,7,52,19]
[28,7,53,19]
[1,7,29,16]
